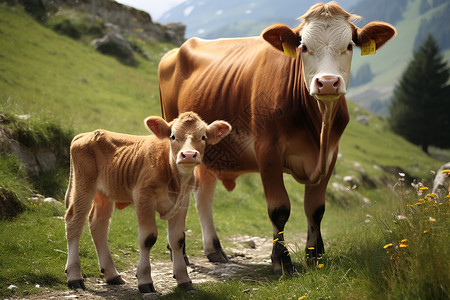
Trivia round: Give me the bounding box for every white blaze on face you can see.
[300,15,354,101]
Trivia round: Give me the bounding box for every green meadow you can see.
[0,4,448,299]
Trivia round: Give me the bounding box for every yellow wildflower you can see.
[419,187,429,191]
[399,244,408,248]
[299,296,307,300]
[424,230,429,234]
[441,169,450,174]
[383,243,393,249]
[317,264,325,268]
[308,247,315,250]
[401,239,408,243]
[273,238,279,244]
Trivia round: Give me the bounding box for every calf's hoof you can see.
[206,250,229,263]
[68,280,86,290]
[138,283,156,293]
[178,281,194,291]
[107,275,125,285]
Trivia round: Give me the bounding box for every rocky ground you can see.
[12,235,301,299]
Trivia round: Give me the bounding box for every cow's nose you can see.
[177,150,201,165]
[315,76,340,94]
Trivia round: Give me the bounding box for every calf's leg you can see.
[65,187,96,289]
[89,192,124,284]
[168,208,193,290]
[193,165,228,262]
[135,198,158,293]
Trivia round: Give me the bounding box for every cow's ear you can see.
[145,116,171,139]
[352,21,396,50]
[261,24,300,58]
[206,121,232,145]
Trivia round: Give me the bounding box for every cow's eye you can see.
[202,135,206,141]
[170,134,176,140]
[347,43,353,51]
[300,44,308,53]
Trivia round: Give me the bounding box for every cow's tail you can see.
[159,84,166,120]
[65,154,74,209]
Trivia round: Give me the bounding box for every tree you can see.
[389,34,450,153]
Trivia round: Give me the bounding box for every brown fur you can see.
[158,1,396,274]
[64,112,231,293]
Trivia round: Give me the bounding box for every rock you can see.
[245,239,256,249]
[0,114,10,124]
[163,22,186,47]
[44,197,60,204]
[93,32,136,66]
[343,175,360,187]
[17,114,31,120]
[38,0,186,46]
[36,151,56,172]
[356,115,369,125]
[432,162,450,199]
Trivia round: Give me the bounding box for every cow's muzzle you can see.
[310,74,346,101]
[176,150,201,167]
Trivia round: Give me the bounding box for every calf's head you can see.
[262,2,396,102]
[145,112,231,172]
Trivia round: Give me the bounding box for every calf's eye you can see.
[347,43,353,51]
[170,134,176,140]
[202,135,206,141]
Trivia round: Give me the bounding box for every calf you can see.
[64,112,231,293]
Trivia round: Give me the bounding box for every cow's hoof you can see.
[107,276,125,285]
[138,283,156,293]
[68,280,86,290]
[207,250,229,263]
[282,262,294,276]
[178,282,194,291]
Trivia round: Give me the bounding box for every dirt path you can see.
[13,235,300,299]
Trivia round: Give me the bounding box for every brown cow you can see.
[158,2,396,275]
[64,112,231,293]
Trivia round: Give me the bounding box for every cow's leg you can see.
[256,143,293,275]
[193,165,229,262]
[167,207,193,291]
[304,180,328,266]
[88,192,124,285]
[65,187,96,289]
[135,198,157,293]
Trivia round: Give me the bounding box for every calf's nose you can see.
[177,150,201,165]
[315,76,340,94]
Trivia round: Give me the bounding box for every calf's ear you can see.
[145,116,171,139]
[206,121,232,145]
[261,24,300,58]
[352,21,396,49]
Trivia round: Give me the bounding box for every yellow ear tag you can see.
[361,39,376,56]
[282,42,297,59]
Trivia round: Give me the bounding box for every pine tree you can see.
[389,34,450,153]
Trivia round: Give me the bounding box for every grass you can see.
[0,3,448,299]
[0,4,169,135]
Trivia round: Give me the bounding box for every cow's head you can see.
[261,2,396,102]
[145,112,231,172]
